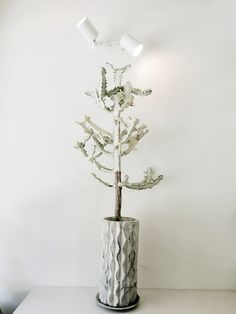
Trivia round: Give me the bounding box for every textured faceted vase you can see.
[98,217,139,308]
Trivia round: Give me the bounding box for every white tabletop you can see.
[13,286,236,314]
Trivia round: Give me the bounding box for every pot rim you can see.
[103,216,138,222]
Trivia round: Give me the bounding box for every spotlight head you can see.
[77,17,98,44]
[120,33,143,57]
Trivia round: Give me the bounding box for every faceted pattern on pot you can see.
[99,218,139,307]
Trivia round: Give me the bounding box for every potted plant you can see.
[75,63,163,310]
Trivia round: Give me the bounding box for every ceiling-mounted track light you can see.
[77,17,143,57]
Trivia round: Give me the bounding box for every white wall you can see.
[1,0,236,312]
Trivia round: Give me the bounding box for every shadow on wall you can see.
[144,28,177,53]
[138,193,196,289]
[0,275,28,314]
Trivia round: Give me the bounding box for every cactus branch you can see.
[84,116,112,137]
[85,90,94,97]
[92,158,113,173]
[91,136,112,155]
[91,173,114,187]
[123,168,163,190]
[100,67,108,100]
[131,88,152,96]
[122,118,139,143]
[75,142,88,157]
[120,117,129,128]
[85,88,114,112]
[77,118,113,155]
[106,63,131,86]
[122,125,149,156]
[75,142,113,173]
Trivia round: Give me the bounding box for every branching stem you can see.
[76,63,163,220]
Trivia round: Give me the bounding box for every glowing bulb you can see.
[133,44,143,57]
[120,34,143,57]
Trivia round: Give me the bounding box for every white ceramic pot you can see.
[98,217,139,308]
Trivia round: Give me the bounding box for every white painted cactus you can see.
[75,63,163,220]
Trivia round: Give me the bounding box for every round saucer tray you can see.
[95,294,140,311]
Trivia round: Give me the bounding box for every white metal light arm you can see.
[95,40,120,48]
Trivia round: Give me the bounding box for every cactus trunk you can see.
[114,171,122,220]
[113,96,122,220]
